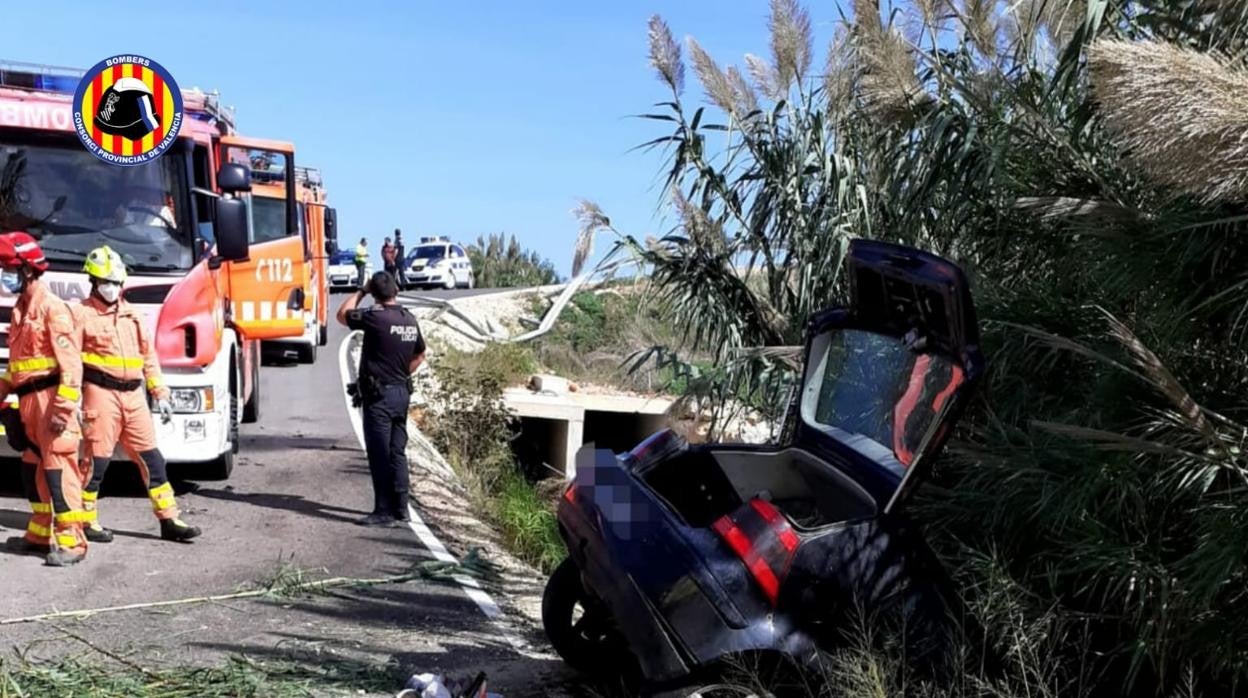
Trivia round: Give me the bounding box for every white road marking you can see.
[336,330,524,649]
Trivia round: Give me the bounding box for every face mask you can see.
[1,271,22,294]
[96,282,121,304]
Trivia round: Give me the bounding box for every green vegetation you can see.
[422,343,566,574]
[0,655,400,698]
[570,1,1248,694]
[527,287,706,395]
[492,469,566,574]
[467,233,559,289]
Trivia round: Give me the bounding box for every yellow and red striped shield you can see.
[72,55,183,165]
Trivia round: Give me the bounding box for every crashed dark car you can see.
[542,239,985,694]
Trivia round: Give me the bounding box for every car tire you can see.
[542,558,625,675]
[443,273,456,290]
[464,273,475,290]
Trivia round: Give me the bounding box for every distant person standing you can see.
[381,236,397,277]
[354,238,369,287]
[336,272,426,526]
[393,228,406,287]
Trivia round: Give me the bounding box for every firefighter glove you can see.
[157,398,173,424]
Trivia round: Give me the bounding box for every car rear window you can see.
[805,329,963,468]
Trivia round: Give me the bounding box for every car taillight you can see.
[712,498,799,607]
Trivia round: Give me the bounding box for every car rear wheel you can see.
[542,558,627,675]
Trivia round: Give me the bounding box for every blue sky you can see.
[3,1,845,276]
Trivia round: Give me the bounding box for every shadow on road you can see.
[194,487,367,525]
[0,507,27,531]
[239,434,348,453]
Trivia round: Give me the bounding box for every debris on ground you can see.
[399,671,501,698]
[415,548,497,583]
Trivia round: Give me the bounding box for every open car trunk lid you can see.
[792,239,984,514]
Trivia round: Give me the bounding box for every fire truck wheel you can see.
[208,389,240,480]
[242,351,261,423]
[297,341,317,364]
[207,449,235,480]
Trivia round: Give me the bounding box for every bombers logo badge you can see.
[72,55,183,166]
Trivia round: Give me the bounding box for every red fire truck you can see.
[0,60,312,478]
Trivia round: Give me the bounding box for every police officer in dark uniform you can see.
[336,271,426,526]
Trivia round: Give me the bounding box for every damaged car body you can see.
[543,239,986,692]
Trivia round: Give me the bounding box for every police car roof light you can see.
[0,60,84,95]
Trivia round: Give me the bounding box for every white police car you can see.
[403,237,474,290]
[328,249,374,291]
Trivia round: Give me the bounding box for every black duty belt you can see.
[13,373,60,397]
[83,367,143,392]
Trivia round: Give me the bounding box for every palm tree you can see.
[593,0,1248,692]
[467,232,559,289]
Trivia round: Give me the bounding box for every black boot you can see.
[355,512,397,527]
[85,523,114,543]
[160,518,202,542]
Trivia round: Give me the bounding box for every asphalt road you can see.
[0,288,566,695]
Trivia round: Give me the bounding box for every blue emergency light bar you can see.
[0,61,84,94]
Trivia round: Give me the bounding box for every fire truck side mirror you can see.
[214,197,250,263]
[217,164,252,194]
[324,207,339,255]
[325,207,337,241]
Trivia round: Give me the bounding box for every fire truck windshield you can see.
[0,136,193,273]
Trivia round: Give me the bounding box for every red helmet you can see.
[0,232,48,272]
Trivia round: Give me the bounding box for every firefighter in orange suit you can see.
[0,231,88,566]
[79,246,201,543]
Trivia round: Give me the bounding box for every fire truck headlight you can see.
[169,387,214,413]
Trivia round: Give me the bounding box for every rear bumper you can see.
[558,448,815,683]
